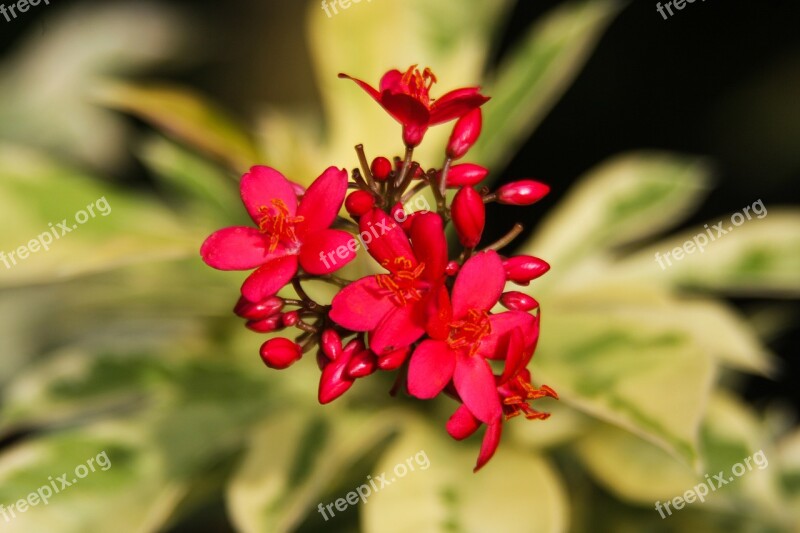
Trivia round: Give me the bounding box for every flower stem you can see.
[483,223,524,252]
[355,144,378,193]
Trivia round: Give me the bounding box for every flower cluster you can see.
[200,65,556,471]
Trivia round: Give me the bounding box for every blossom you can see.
[339,65,489,147]
[329,209,447,355]
[445,329,556,471]
[406,251,539,425]
[200,165,356,302]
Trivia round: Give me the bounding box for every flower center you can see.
[447,309,491,355]
[401,65,437,107]
[502,377,557,420]
[376,257,426,306]
[257,199,304,253]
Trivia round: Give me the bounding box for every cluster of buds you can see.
[201,66,556,471]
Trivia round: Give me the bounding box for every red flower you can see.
[406,251,538,425]
[200,165,356,302]
[446,329,556,471]
[329,209,447,355]
[339,65,490,147]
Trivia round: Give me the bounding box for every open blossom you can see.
[340,65,489,147]
[329,209,447,355]
[407,251,539,424]
[200,165,356,302]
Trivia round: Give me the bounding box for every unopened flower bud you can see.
[496,180,550,206]
[234,296,283,320]
[321,329,342,360]
[503,255,550,284]
[445,261,460,276]
[260,338,302,369]
[246,315,283,333]
[446,109,482,160]
[281,311,300,327]
[441,163,489,187]
[451,186,485,248]
[345,190,375,217]
[377,346,409,371]
[371,157,392,181]
[347,349,377,378]
[318,350,355,404]
[500,291,539,312]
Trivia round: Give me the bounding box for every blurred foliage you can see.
[0,0,798,532]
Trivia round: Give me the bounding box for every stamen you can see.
[257,199,304,252]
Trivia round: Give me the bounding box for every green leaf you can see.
[226,409,401,533]
[535,309,716,468]
[0,146,197,288]
[613,210,800,297]
[0,421,188,533]
[473,0,622,168]
[95,82,260,172]
[523,152,712,281]
[362,419,568,533]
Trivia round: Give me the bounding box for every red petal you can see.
[407,340,456,399]
[338,73,381,101]
[446,404,481,440]
[381,92,430,131]
[481,311,536,360]
[240,166,297,223]
[429,87,490,125]
[379,69,404,92]
[200,226,280,270]
[299,229,357,274]
[329,276,395,332]
[425,284,452,341]
[410,213,447,282]
[241,255,298,302]
[296,167,348,235]
[453,352,502,425]
[369,301,426,355]
[474,421,502,472]
[451,251,505,318]
[359,208,415,266]
[498,329,526,385]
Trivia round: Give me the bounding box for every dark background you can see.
[1,0,797,444]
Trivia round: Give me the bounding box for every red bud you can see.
[496,180,550,206]
[321,329,342,360]
[503,255,550,284]
[441,163,489,187]
[281,311,300,327]
[318,349,355,404]
[345,190,375,217]
[446,109,482,160]
[234,296,283,320]
[371,157,392,181]
[451,186,485,248]
[377,346,409,371]
[445,260,460,276]
[246,315,283,333]
[347,349,377,378]
[260,338,302,369]
[500,291,539,312]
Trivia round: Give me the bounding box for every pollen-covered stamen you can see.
[502,377,557,420]
[376,257,426,306]
[447,309,491,355]
[257,199,304,252]
[401,65,437,107]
